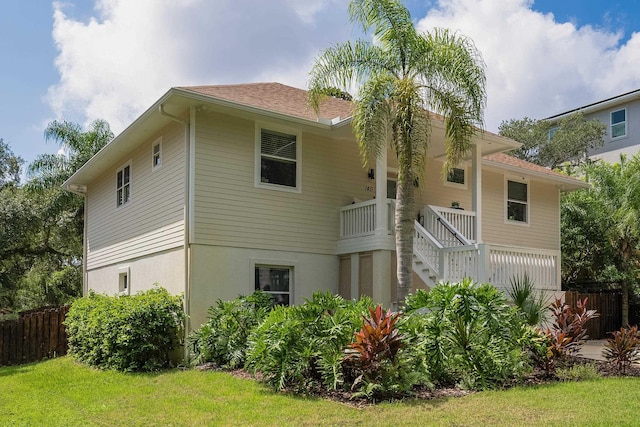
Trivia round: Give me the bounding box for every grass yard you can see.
[1,357,639,427]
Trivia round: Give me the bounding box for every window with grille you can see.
[152,139,162,169]
[116,162,131,207]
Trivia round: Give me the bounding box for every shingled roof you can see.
[179,82,585,188]
[179,82,354,123]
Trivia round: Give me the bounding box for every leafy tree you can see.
[0,138,23,188]
[561,156,640,325]
[309,0,486,303]
[499,112,605,169]
[0,120,112,312]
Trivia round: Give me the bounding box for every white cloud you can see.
[47,0,350,133]
[415,0,640,130]
[48,0,640,135]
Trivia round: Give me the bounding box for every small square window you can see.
[152,139,162,169]
[447,168,465,185]
[611,109,626,139]
[548,126,559,140]
[116,163,131,207]
[255,265,291,306]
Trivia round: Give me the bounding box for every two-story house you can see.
[545,88,640,162]
[63,83,588,329]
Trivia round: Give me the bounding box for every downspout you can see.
[159,104,193,340]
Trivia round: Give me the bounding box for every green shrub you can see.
[188,290,273,368]
[246,292,374,392]
[403,279,530,390]
[65,287,185,372]
[556,363,600,382]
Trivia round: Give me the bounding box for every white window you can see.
[506,179,528,223]
[255,265,292,306]
[611,108,626,139]
[256,125,301,191]
[152,138,162,170]
[548,126,559,140]
[116,162,131,207]
[118,267,130,295]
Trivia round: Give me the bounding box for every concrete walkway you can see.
[578,340,607,361]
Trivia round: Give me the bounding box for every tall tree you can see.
[0,120,112,311]
[309,0,486,303]
[499,112,605,169]
[562,156,640,325]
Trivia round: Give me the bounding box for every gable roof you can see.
[63,82,585,192]
[179,83,354,123]
[546,88,640,121]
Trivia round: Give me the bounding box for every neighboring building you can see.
[546,88,640,163]
[63,83,588,329]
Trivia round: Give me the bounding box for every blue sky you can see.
[2,0,640,168]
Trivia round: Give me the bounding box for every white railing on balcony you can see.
[488,245,559,290]
[429,205,476,243]
[340,199,395,239]
[340,200,376,238]
[414,220,442,276]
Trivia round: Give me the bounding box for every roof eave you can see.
[483,159,590,191]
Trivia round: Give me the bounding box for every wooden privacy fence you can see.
[565,291,621,340]
[0,305,70,367]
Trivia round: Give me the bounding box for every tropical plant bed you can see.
[196,354,640,407]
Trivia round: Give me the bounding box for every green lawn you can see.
[1,357,637,426]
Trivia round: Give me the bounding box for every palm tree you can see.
[309,0,486,303]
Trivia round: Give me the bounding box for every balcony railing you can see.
[340,199,395,239]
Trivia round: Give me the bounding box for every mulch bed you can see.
[195,355,640,407]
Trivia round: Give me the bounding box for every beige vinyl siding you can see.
[192,111,371,254]
[86,123,186,270]
[481,169,560,250]
[418,158,472,210]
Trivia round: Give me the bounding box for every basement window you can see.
[255,265,291,306]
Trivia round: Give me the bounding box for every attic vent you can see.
[261,130,296,160]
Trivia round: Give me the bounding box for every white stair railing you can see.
[413,220,442,277]
[429,205,476,243]
[423,205,472,247]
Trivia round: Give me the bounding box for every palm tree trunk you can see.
[395,158,415,306]
[622,280,629,326]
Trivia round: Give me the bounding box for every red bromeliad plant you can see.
[344,305,404,379]
[603,325,640,373]
[538,297,598,374]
